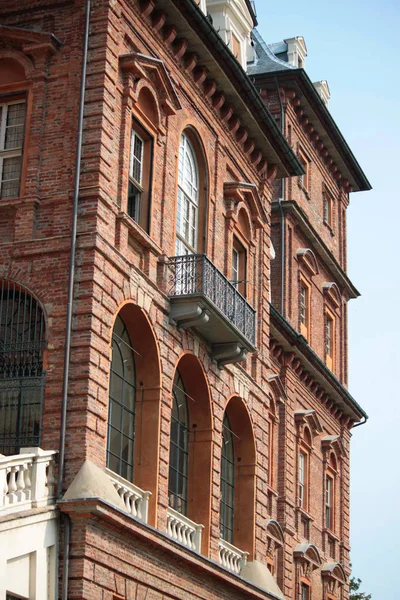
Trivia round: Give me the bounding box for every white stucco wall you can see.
[0,507,58,600]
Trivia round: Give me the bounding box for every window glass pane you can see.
[176,134,199,253]
[106,315,136,480]
[168,371,189,514]
[1,156,22,199]
[4,102,26,150]
[220,414,235,543]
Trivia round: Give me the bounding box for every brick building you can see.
[0,1,370,599]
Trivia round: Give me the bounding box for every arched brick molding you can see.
[222,394,257,559]
[169,352,213,555]
[108,301,162,526]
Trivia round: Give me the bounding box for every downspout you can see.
[57,0,91,499]
[59,2,90,600]
[275,77,286,317]
[352,416,368,428]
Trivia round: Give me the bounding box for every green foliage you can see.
[350,575,372,600]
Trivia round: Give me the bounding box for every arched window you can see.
[106,315,136,481]
[168,370,189,514]
[220,414,235,543]
[176,132,199,255]
[0,279,46,455]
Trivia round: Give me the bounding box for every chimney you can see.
[284,36,307,69]
[313,80,331,107]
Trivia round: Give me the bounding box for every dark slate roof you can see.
[247,29,296,75]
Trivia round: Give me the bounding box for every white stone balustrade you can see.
[0,448,56,515]
[166,506,203,553]
[218,538,249,575]
[105,468,151,523]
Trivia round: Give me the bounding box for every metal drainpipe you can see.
[274,77,286,317]
[352,416,368,428]
[59,2,90,598]
[57,0,91,499]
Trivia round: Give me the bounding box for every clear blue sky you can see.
[255,1,399,597]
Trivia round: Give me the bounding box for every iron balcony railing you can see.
[168,254,256,347]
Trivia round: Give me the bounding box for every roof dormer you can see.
[206,0,256,68]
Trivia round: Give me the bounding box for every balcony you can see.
[168,254,256,366]
[218,538,249,575]
[105,468,151,523]
[0,448,56,515]
[166,506,203,553]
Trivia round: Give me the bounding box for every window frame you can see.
[106,315,137,482]
[127,118,154,233]
[0,96,27,200]
[299,275,311,340]
[323,186,334,229]
[301,581,310,600]
[231,235,247,297]
[220,414,235,544]
[298,148,310,194]
[176,132,200,256]
[168,370,190,515]
[325,307,335,371]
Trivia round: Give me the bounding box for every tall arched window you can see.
[0,280,46,455]
[176,132,199,255]
[107,315,136,481]
[220,414,235,543]
[168,370,189,514]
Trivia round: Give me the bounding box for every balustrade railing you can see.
[0,448,56,515]
[168,254,256,347]
[105,468,151,523]
[218,538,249,575]
[166,506,203,553]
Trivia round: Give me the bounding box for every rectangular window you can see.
[128,129,144,223]
[298,149,310,193]
[299,451,305,508]
[268,419,274,488]
[323,191,333,227]
[326,475,334,530]
[232,237,247,297]
[325,310,335,371]
[301,583,310,600]
[0,99,27,199]
[299,279,310,339]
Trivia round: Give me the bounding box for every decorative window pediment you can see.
[323,282,341,308]
[266,519,284,547]
[223,181,268,229]
[120,53,182,116]
[321,435,347,459]
[297,248,319,276]
[268,373,286,404]
[321,562,346,594]
[0,25,61,56]
[295,409,323,439]
[294,542,322,569]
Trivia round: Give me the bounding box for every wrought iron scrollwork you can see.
[168,254,256,346]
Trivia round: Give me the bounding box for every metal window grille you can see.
[0,279,46,455]
[0,100,26,199]
[106,315,136,481]
[168,371,189,514]
[220,415,235,543]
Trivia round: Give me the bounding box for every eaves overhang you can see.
[272,200,360,299]
[270,304,368,422]
[252,69,371,192]
[154,0,303,178]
